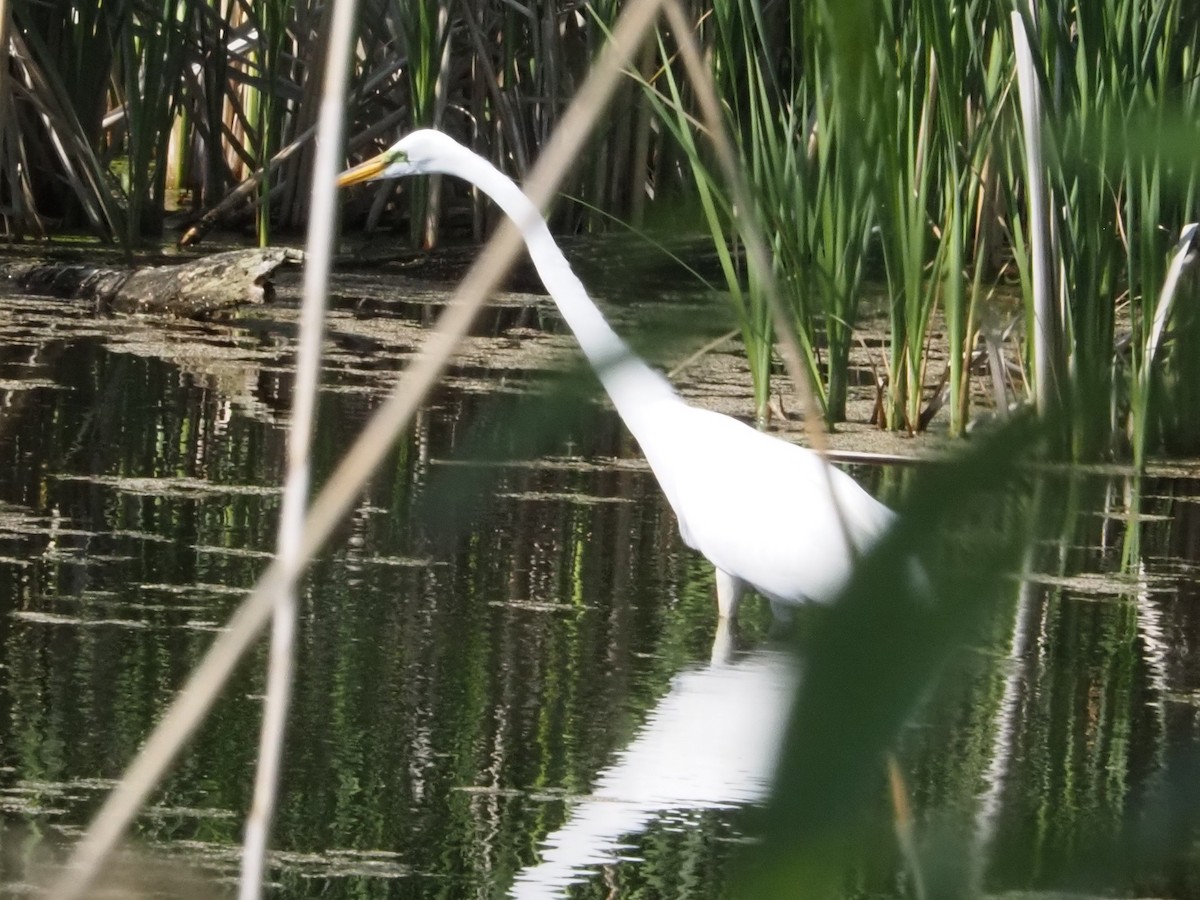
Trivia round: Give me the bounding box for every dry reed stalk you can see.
[1011,10,1063,417]
[48,1,667,896]
[237,0,363,895]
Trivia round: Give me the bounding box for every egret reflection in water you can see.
[509,626,797,897]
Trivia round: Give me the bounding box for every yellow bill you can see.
[336,154,390,187]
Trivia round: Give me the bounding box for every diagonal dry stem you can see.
[48,1,667,897]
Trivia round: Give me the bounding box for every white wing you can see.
[640,404,894,604]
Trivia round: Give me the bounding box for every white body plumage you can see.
[339,130,894,619]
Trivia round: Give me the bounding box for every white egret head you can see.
[337,130,463,185]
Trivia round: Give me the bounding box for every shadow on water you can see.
[0,286,1198,896]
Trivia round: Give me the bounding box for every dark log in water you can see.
[0,248,303,318]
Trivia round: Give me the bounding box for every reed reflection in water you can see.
[0,298,1198,896]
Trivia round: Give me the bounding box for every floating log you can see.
[1,248,303,319]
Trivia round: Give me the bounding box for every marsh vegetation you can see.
[7,0,1199,455]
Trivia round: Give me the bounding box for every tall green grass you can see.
[878,1,1008,435]
[251,0,290,246]
[647,0,1199,459]
[116,0,191,243]
[647,0,1010,434]
[1007,1,1200,460]
[643,9,776,423]
[644,2,875,426]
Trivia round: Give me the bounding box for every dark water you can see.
[0,291,1199,897]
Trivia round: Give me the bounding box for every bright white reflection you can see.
[509,625,798,898]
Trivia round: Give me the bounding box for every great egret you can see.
[338,130,895,620]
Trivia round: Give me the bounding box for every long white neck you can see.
[431,142,682,433]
